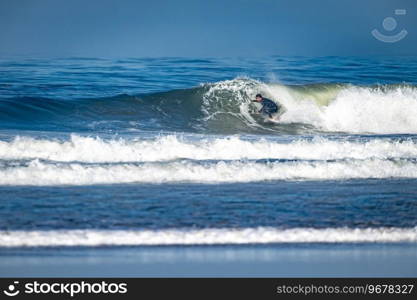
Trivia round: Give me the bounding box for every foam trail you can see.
[1,135,417,163]
[1,227,416,247]
[0,158,417,185]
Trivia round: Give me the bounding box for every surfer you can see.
[252,94,280,120]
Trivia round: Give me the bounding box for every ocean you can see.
[0,56,417,276]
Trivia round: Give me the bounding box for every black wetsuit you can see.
[259,98,279,118]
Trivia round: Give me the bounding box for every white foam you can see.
[266,84,417,134]
[1,227,416,247]
[201,79,417,134]
[202,78,266,130]
[1,135,417,163]
[0,158,416,185]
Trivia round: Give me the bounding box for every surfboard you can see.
[265,117,281,123]
[264,105,286,123]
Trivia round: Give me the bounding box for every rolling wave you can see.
[1,227,416,247]
[1,134,417,163]
[0,157,416,185]
[1,134,417,185]
[1,78,417,134]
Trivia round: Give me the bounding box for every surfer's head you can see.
[255,94,263,102]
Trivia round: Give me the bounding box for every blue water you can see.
[1,56,417,247]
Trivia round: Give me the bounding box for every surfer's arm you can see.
[251,100,264,113]
[258,107,264,114]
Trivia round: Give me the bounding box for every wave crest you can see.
[1,134,417,163]
[1,78,417,134]
[1,227,416,247]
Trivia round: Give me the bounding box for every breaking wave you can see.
[1,78,417,134]
[1,227,416,247]
[1,134,417,185]
[0,156,416,185]
[1,134,417,163]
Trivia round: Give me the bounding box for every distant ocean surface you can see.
[1,56,417,248]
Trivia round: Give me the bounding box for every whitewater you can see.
[201,79,417,134]
[0,134,417,185]
[2,227,417,247]
[1,56,417,248]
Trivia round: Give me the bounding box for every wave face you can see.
[1,78,417,134]
[1,227,416,247]
[0,135,417,185]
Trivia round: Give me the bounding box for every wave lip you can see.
[1,227,416,247]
